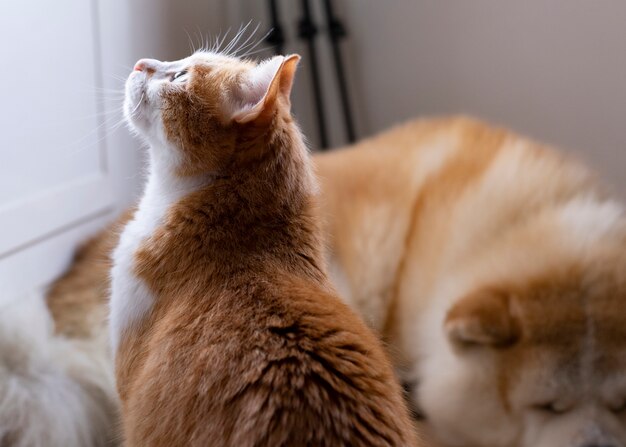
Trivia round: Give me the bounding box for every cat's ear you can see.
[230,54,301,124]
[445,288,521,349]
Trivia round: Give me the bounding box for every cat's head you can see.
[124,52,300,175]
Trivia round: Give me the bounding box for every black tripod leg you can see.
[322,0,356,143]
[298,0,329,149]
[265,0,285,55]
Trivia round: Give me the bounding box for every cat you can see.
[109,51,420,446]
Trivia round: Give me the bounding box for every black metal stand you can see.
[322,0,355,143]
[298,0,329,149]
[265,0,355,149]
[265,0,285,55]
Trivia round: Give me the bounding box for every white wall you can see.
[334,0,626,196]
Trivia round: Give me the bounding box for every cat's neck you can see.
[134,123,327,297]
[144,142,212,200]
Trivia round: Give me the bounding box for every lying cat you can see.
[109,51,419,446]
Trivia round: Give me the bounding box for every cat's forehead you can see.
[184,52,251,71]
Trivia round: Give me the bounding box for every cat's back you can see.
[119,273,419,447]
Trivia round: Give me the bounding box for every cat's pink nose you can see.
[133,59,157,74]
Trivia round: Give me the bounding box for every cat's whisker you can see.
[203,30,211,52]
[217,28,232,53]
[238,29,273,59]
[89,95,126,104]
[64,113,127,157]
[97,99,126,105]
[237,36,267,58]
[129,93,145,118]
[221,26,241,55]
[232,23,261,56]
[207,31,218,53]
[194,25,207,52]
[117,63,135,73]
[61,90,124,143]
[213,27,231,54]
[90,85,125,93]
[94,95,125,101]
[223,22,252,56]
[210,33,221,53]
[200,30,207,53]
[80,112,125,138]
[184,28,196,54]
[67,108,123,122]
[75,80,125,98]
[240,45,274,60]
[107,73,129,83]
[93,93,126,101]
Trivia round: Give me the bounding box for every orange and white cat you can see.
[110,51,420,446]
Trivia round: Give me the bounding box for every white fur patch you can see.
[109,142,206,354]
[557,197,624,250]
[0,291,116,447]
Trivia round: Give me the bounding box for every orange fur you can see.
[113,54,420,447]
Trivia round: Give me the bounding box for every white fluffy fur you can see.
[0,292,116,447]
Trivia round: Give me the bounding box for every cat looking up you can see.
[110,51,421,446]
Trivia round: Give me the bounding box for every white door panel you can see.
[0,0,113,294]
[0,212,111,298]
[0,0,107,202]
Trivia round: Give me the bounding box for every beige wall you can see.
[335,1,626,195]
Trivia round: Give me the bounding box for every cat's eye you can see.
[171,70,188,82]
[533,401,569,415]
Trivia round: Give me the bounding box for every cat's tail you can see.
[0,292,118,447]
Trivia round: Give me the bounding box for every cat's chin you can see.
[124,111,151,138]
[124,72,152,133]
[124,97,158,140]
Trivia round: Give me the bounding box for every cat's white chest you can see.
[109,169,202,355]
[109,209,157,355]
